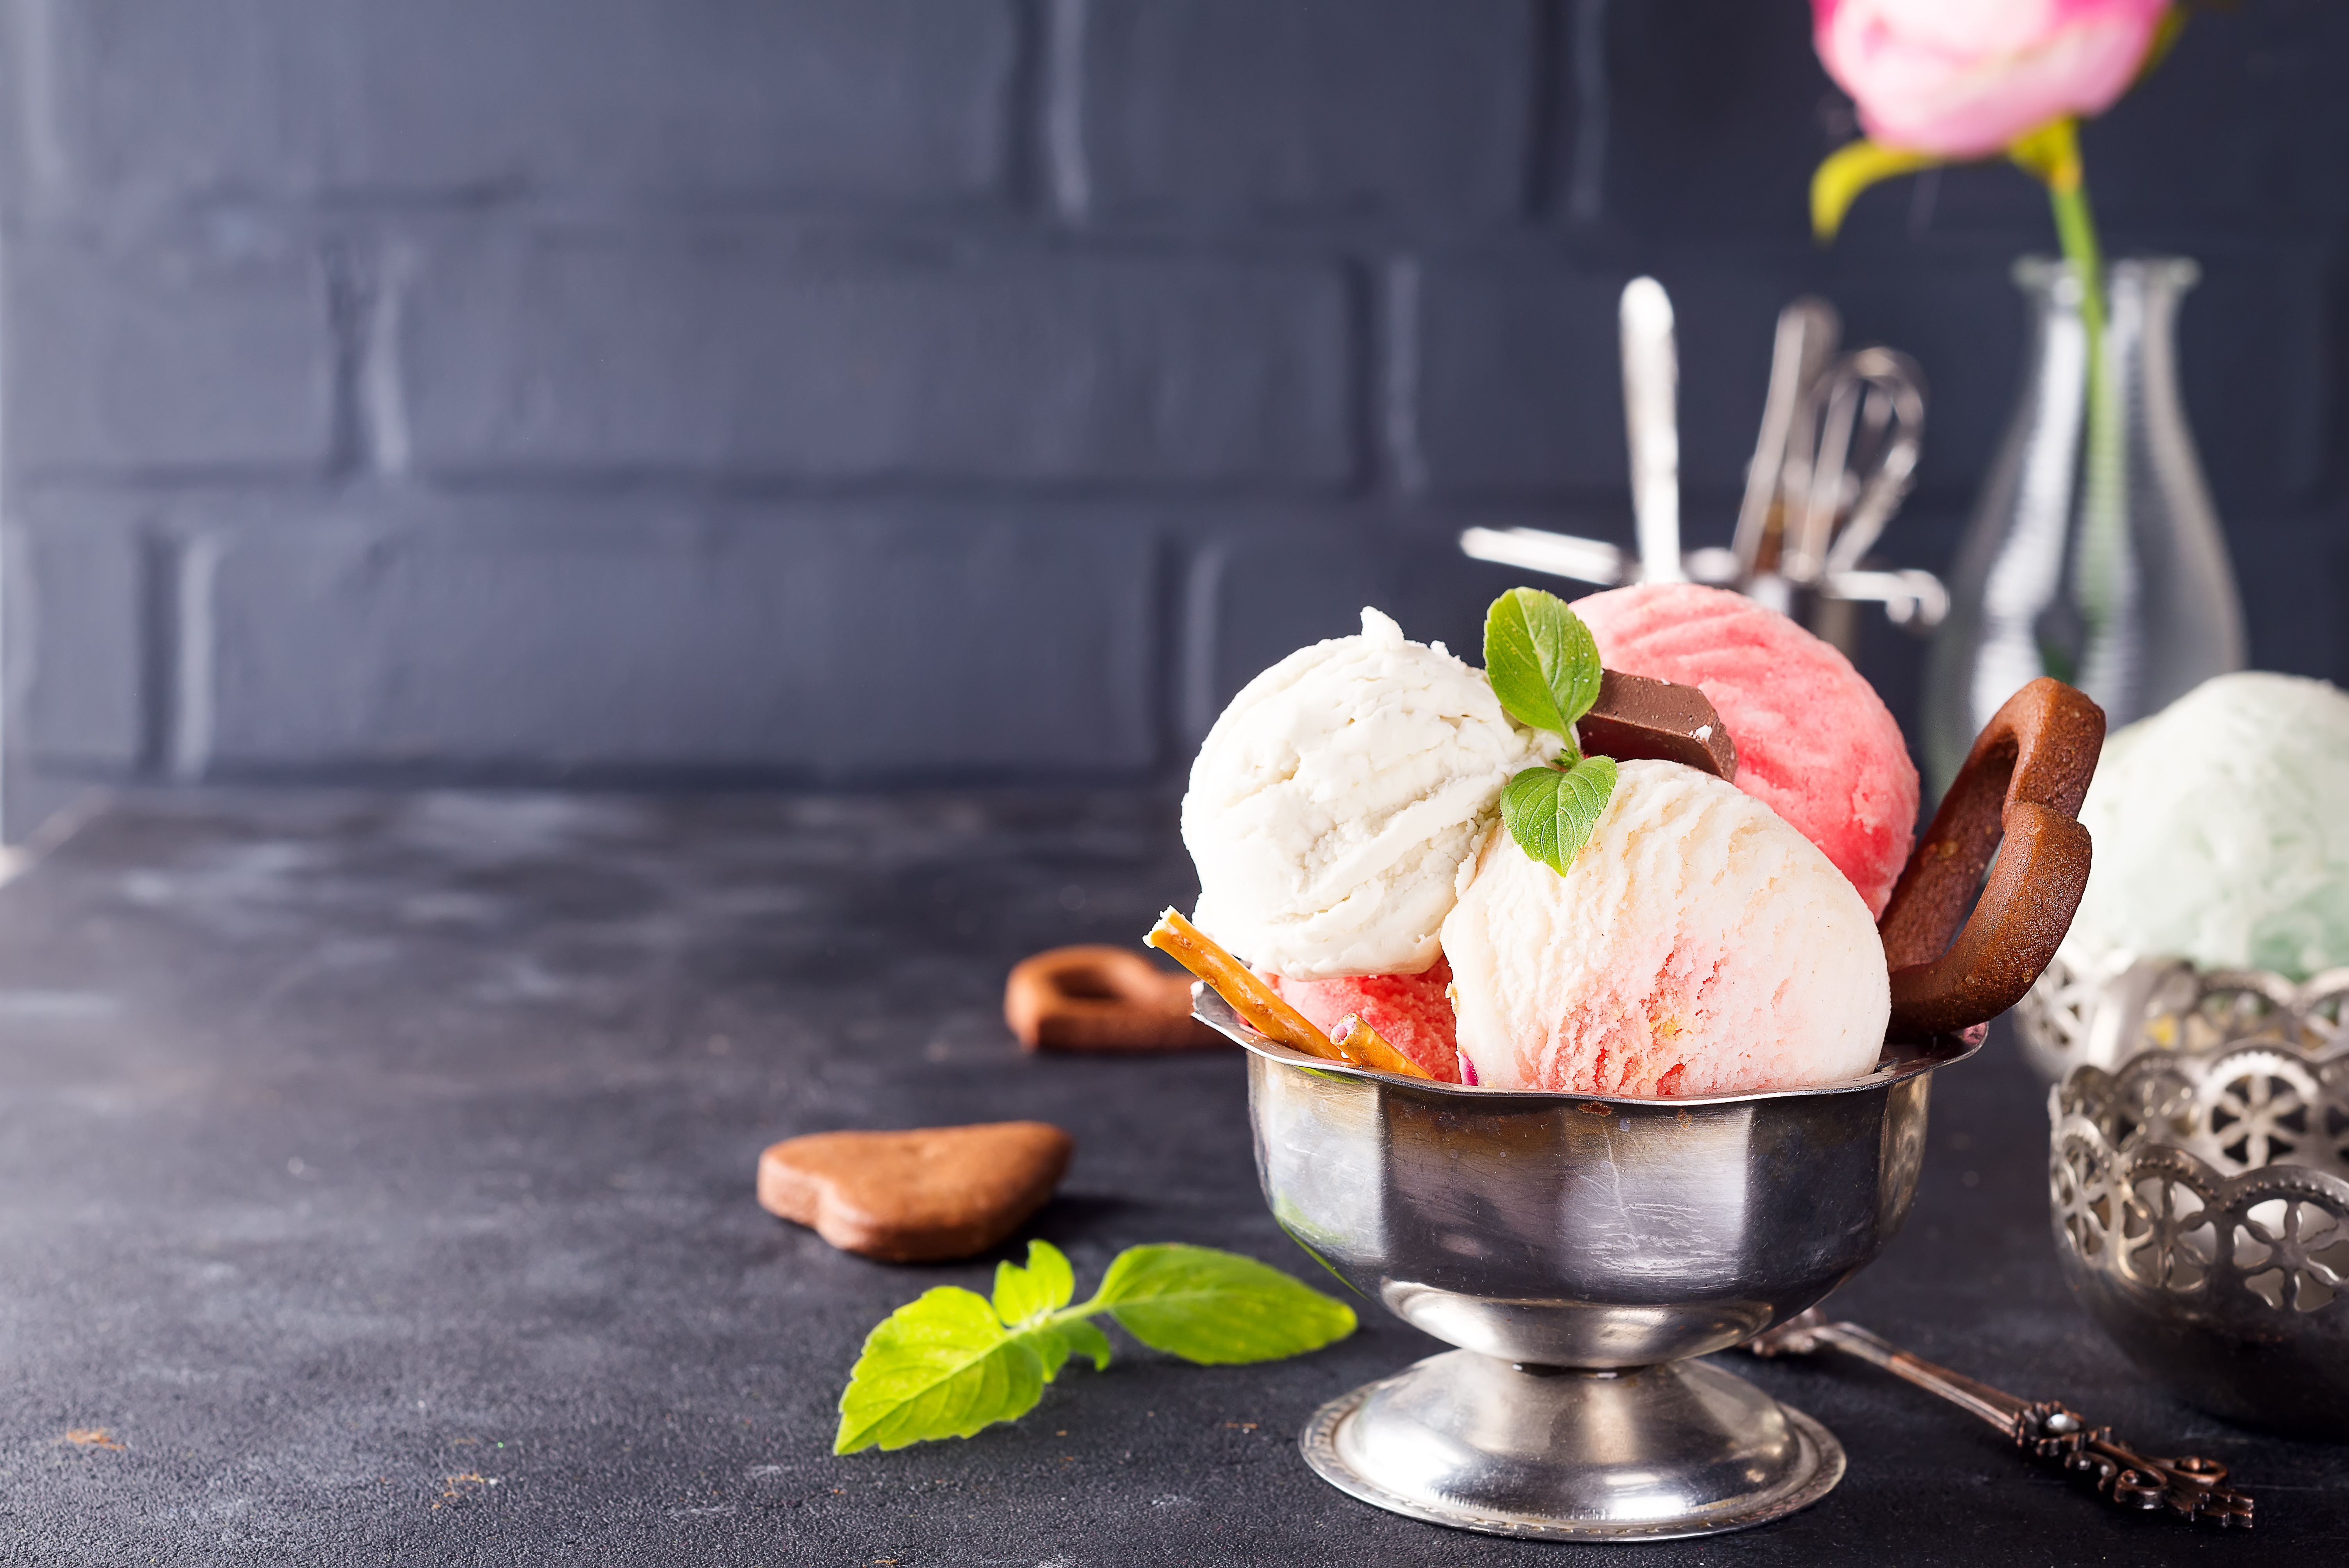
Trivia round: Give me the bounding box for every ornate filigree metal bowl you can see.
[2050,1028,2349,1440]
[2019,947,2349,1082]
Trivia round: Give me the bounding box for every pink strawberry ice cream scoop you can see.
[1572,583,1916,917]
[1262,959,1462,1084]
[1441,760,1889,1097]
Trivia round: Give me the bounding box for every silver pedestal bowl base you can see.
[1301,1351,1845,1541]
[1194,987,1977,1541]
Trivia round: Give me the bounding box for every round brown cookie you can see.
[1878,676,2105,1039]
[757,1122,1074,1263]
[1004,945,1224,1051]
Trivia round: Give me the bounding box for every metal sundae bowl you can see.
[1167,676,2098,1536]
[2048,983,2349,1441]
[1196,988,1979,1540]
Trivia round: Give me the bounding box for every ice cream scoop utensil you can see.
[1621,278,1685,585]
[1748,1309,2254,1527]
[1817,349,1925,579]
[1460,526,1735,589]
[1878,676,2105,1039]
[1145,909,1432,1080]
[1734,296,1841,580]
[1783,348,1927,586]
[1457,531,1946,642]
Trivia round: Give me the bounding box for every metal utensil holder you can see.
[1459,294,1947,656]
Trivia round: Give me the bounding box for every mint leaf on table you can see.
[1093,1244,1360,1365]
[991,1242,1110,1378]
[834,1239,1355,1454]
[1501,754,1619,877]
[834,1285,1055,1454]
[1483,585,1604,743]
[991,1237,1075,1326]
[1035,1316,1116,1379]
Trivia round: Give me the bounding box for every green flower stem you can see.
[2046,146,2130,694]
[2048,179,2107,368]
[1813,110,2138,695]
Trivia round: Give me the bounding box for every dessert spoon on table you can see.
[1747,1308,2255,1529]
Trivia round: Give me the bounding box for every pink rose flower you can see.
[1814,0,2171,159]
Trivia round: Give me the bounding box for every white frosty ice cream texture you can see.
[2066,671,2349,980]
[1182,608,1558,979]
[1442,759,1889,1096]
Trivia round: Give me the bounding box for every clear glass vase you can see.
[1921,257,2246,796]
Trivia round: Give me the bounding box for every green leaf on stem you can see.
[1482,587,1602,742]
[1045,1317,1115,1377]
[834,1242,1353,1452]
[992,1239,1076,1327]
[834,1286,1052,1454]
[1501,755,1620,877]
[1811,137,1940,241]
[1095,1244,1358,1365]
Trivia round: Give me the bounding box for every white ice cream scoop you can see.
[1182,608,1557,980]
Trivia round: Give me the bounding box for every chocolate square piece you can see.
[1576,668,1738,780]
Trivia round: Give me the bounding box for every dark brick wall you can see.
[5,0,2345,830]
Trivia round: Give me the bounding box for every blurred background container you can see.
[3,0,2344,839]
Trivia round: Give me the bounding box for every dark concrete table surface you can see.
[1,790,2339,1566]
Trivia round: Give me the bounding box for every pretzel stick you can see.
[1146,909,1339,1058]
[1330,1014,1436,1082]
[1144,910,1433,1080]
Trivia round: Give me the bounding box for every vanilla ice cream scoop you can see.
[1183,608,1558,979]
[1442,759,1889,1096]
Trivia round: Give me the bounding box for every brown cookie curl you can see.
[1877,676,2106,1039]
[1004,945,1224,1052]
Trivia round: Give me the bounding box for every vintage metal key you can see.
[1748,1309,2254,1528]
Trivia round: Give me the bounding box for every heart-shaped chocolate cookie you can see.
[757,1122,1074,1263]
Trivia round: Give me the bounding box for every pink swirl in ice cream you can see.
[1442,760,1889,1096]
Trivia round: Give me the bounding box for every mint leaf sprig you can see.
[1485,585,1604,744]
[1501,753,1619,876]
[834,1240,1356,1454]
[1483,586,1619,875]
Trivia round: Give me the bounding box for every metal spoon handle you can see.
[1748,1309,2255,1529]
[1775,1317,2018,1429]
[1733,297,1839,580]
[1620,277,1683,585]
